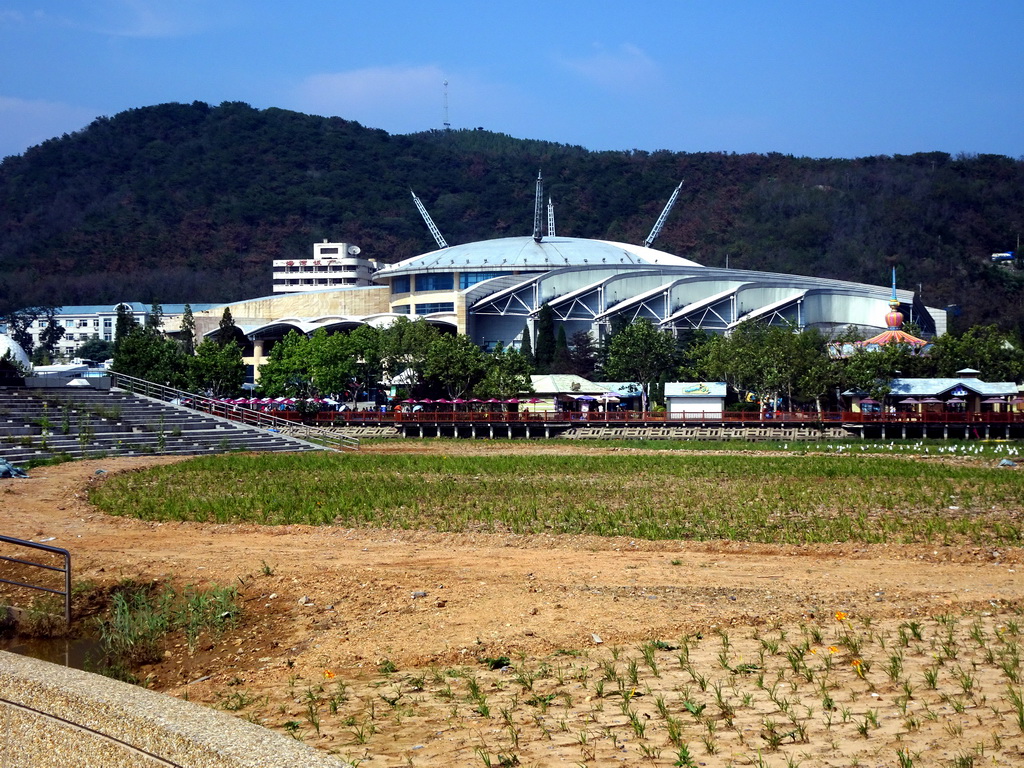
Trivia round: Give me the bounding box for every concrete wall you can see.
[0,651,349,768]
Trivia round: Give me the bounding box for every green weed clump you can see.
[95,580,240,682]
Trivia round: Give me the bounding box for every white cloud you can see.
[559,42,662,93]
[0,97,97,159]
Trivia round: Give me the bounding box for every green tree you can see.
[146,301,163,331]
[2,306,61,357]
[519,324,534,368]
[928,325,1023,381]
[113,304,137,353]
[695,321,811,410]
[190,338,244,397]
[477,343,533,400]
[423,333,488,399]
[533,304,556,373]
[792,328,841,411]
[77,337,115,362]
[216,307,238,345]
[256,330,312,398]
[838,343,919,401]
[602,319,678,412]
[307,329,358,398]
[568,330,598,378]
[346,324,383,406]
[36,315,65,363]
[551,325,571,374]
[111,324,189,387]
[378,317,440,393]
[179,303,196,356]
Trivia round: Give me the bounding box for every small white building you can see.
[664,382,728,417]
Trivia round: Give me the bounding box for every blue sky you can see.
[2,0,1023,161]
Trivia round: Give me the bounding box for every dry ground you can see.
[3,443,1024,767]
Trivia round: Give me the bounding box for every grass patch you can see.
[94,580,240,682]
[88,445,1024,546]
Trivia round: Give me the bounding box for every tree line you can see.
[97,304,1024,412]
[109,304,246,397]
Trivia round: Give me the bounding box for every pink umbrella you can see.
[420,398,434,404]
[452,398,467,404]
[468,398,483,403]
[528,398,542,404]
[505,398,520,404]
[402,398,417,404]
[435,398,451,404]
[486,398,502,403]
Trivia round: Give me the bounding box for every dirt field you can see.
[3,444,1024,767]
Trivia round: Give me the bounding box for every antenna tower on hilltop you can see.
[443,80,450,130]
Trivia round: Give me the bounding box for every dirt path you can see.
[3,447,1024,766]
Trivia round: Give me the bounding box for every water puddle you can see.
[0,634,103,671]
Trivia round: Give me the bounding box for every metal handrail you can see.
[0,534,72,625]
[262,408,1024,428]
[106,371,359,451]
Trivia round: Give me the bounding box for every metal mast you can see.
[532,170,544,242]
[443,80,450,130]
[411,190,448,249]
[547,197,556,238]
[644,180,683,249]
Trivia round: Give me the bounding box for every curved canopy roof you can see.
[375,236,701,278]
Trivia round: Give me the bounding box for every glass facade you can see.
[459,271,505,289]
[414,302,454,315]
[391,276,411,294]
[415,273,454,291]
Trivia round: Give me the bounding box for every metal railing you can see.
[107,372,359,451]
[258,408,1024,428]
[0,534,72,625]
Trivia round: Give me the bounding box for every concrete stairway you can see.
[0,387,330,465]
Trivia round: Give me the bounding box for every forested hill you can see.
[1,100,1023,332]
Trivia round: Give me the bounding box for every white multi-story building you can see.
[272,241,379,293]
[22,303,217,361]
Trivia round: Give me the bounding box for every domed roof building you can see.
[0,333,31,369]
[193,176,947,382]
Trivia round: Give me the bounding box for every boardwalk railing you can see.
[0,534,72,626]
[242,408,1024,428]
[107,372,359,451]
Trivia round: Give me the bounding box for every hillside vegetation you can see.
[1,101,1023,331]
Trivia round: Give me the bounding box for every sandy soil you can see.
[3,445,1024,767]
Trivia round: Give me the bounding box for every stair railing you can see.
[106,372,359,451]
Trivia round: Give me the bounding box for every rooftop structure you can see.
[272,241,379,294]
[828,269,933,358]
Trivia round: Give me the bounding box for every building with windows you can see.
[272,241,380,293]
[185,178,950,384]
[195,230,946,384]
[20,303,217,361]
